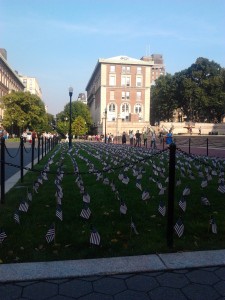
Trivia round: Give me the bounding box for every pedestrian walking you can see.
[122,132,126,144]
[143,131,147,148]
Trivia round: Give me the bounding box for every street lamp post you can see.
[104,108,107,143]
[68,87,73,148]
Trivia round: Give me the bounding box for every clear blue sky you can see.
[1,0,224,116]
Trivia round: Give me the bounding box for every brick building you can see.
[86,55,165,136]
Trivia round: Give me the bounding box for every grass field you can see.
[0,141,225,264]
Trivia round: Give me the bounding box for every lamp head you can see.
[69,87,73,96]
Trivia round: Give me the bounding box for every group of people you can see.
[121,130,158,148]
[121,128,173,148]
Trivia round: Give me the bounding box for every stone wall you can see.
[159,122,225,135]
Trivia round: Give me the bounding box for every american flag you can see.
[218,184,225,194]
[158,200,166,216]
[90,226,100,246]
[110,182,116,192]
[176,178,181,186]
[159,187,166,195]
[45,224,55,243]
[83,192,91,203]
[120,201,127,215]
[41,171,48,181]
[80,204,91,219]
[201,196,210,206]
[103,177,110,185]
[136,180,142,191]
[174,217,184,238]
[56,205,63,221]
[130,218,139,235]
[19,201,29,212]
[27,191,32,201]
[142,190,150,201]
[122,175,130,185]
[118,173,124,180]
[14,210,20,224]
[179,197,186,212]
[183,187,190,196]
[0,228,7,243]
[209,216,217,234]
[37,176,43,185]
[201,179,208,188]
[33,181,39,193]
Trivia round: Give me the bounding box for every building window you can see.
[122,66,130,73]
[135,104,142,114]
[121,75,131,86]
[122,103,130,113]
[136,91,141,100]
[109,75,116,86]
[137,67,142,74]
[110,65,115,72]
[110,91,115,100]
[136,76,142,87]
[122,91,130,100]
[109,103,115,112]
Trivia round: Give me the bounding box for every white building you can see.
[18,74,42,99]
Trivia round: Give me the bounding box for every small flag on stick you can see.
[209,216,217,234]
[90,226,100,246]
[80,203,91,219]
[183,187,190,196]
[45,224,55,243]
[130,217,139,235]
[19,201,29,212]
[0,228,7,243]
[179,197,186,212]
[174,217,184,238]
[14,210,20,224]
[56,205,63,221]
[158,200,166,216]
[120,201,127,215]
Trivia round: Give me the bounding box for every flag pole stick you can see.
[53,223,56,245]
[167,143,176,248]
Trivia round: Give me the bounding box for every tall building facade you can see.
[86,55,155,135]
[18,74,42,100]
[0,49,25,123]
[77,92,87,104]
[141,54,165,84]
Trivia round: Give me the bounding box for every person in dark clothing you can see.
[122,132,126,144]
[135,130,141,147]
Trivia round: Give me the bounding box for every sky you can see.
[0,0,224,116]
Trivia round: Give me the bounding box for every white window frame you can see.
[110,65,115,72]
[136,76,142,87]
[136,91,141,101]
[109,75,116,86]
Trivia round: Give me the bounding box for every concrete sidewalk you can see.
[0,250,225,300]
[0,249,225,283]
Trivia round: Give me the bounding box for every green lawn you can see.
[0,141,224,264]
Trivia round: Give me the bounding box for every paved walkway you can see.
[0,250,225,299]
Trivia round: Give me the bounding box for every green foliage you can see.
[1,91,48,133]
[72,116,88,136]
[151,57,225,123]
[56,101,92,132]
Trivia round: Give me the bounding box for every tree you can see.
[151,57,225,123]
[0,91,48,134]
[151,74,177,124]
[56,101,92,131]
[175,58,225,122]
[71,116,88,136]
